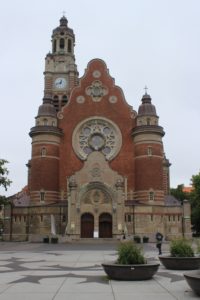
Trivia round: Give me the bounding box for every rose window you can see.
[72,117,122,161]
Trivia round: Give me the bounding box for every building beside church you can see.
[3,16,191,241]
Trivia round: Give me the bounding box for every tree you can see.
[0,159,12,205]
[190,172,200,233]
[170,184,190,204]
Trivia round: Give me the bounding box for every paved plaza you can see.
[0,241,198,300]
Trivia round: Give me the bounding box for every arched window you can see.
[60,38,65,49]
[40,191,45,202]
[147,118,151,125]
[68,39,72,52]
[43,119,48,126]
[53,40,57,53]
[62,95,68,107]
[149,191,154,201]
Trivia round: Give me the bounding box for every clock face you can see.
[54,77,67,89]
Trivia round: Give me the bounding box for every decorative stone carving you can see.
[72,117,122,161]
[86,81,108,102]
[109,95,117,103]
[76,95,85,104]
[92,70,101,78]
[57,112,64,119]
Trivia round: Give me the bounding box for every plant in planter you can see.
[183,239,200,296]
[159,238,200,270]
[102,241,159,280]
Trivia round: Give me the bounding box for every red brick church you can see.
[4,16,191,241]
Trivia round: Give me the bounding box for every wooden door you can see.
[99,213,112,238]
[81,213,94,238]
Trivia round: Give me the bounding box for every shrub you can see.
[170,239,194,257]
[117,241,146,264]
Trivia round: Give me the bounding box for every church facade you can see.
[4,17,191,241]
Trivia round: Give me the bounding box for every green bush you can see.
[170,239,194,257]
[117,241,146,264]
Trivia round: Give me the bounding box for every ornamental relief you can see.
[72,117,122,161]
[82,189,111,205]
[86,80,108,102]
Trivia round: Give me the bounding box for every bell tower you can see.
[28,16,78,208]
[44,16,79,112]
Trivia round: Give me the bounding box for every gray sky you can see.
[0,0,200,196]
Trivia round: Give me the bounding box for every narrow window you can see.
[60,38,65,49]
[41,215,43,222]
[41,147,46,157]
[128,215,131,222]
[168,215,170,221]
[147,147,152,156]
[68,39,72,52]
[150,215,153,221]
[40,191,45,202]
[149,191,154,201]
[62,215,66,222]
[53,40,57,53]
[53,95,59,112]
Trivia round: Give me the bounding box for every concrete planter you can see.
[184,270,200,296]
[159,256,200,270]
[102,263,159,280]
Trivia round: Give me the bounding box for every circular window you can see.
[72,117,122,161]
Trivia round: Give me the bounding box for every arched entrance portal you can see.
[81,213,94,238]
[99,213,112,238]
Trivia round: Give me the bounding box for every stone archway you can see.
[99,213,112,238]
[81,213,94,238]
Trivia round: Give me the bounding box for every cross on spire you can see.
[144,86,148,95]
[62,10,66,16]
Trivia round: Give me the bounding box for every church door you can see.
[99,213,112,238]
[81,213,94,238]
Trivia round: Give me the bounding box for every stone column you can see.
[182,199,192,239]
[114,178,124,238]
[66,176,78,237]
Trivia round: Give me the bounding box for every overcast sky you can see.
[0,0,200,196]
